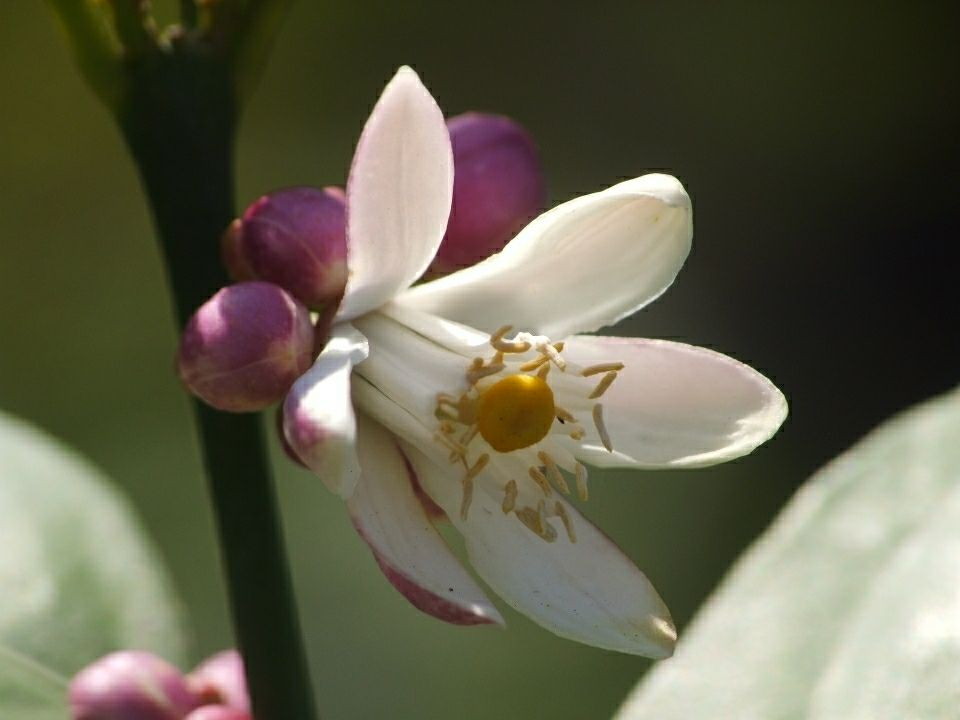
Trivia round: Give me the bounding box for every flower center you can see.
[432,325,625,543]
[477,374,555,452]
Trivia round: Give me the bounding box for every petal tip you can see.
[642,613,678,659]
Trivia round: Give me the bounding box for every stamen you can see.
[466,453,490,480]
[516,505,554,541]
[581,362,625,377]
[435,432,466,456]
[537,500,558,542]
[553,341,565,353]
[575,462,589,501]
[439,420,456,435]
[519,354,550,372]
[538,341,567,370]
[502,479,518,514]
[588,371,618,399]
[554,501,577,542]
[538,451,570,495]
[491,325,532,354]
[537,363,551,380]
[569,428,586,441]
[592,404,613,452]
[528,466,552,496]
[459,425,479,447]
[467,362,505,385]
[457,394,479,425]
[556,406,577,423]
[460,477,474,520]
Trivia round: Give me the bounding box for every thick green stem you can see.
[118,39,317,720]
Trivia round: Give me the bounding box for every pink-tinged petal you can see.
[187,650,248,712]
[397,173,692,338]
[558,336,787,468]
[348,416,503,626]
[184,708,250,720]
[336,67,454,321]
[402,443,676,658]
[283,323,368,498]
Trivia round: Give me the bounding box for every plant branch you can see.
[115,35,318,720]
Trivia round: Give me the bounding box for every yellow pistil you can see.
[476,374,556,452]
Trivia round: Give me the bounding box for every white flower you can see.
[283,67,787,657]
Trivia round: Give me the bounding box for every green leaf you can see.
[0,411,190,717]
[616,386,960,720]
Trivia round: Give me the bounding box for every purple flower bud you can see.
[69,651,200,720]
[220,220,255,282]
[230,187,348,309]
[188,650,250,712]
[177,282,314,413]
[429,113,546,275]
[184,708,251,720]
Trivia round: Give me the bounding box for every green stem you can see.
[118,39,318,720]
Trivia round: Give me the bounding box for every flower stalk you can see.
[48,2,318,718]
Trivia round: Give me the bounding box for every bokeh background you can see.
[2,2,958,718]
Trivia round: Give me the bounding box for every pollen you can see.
[476,374,556,452]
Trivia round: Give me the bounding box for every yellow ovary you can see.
[476,374,555,452]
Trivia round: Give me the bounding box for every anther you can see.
[574,462,589,501]
[537,500,558,542]
[569,428,586,441]
[466,453,490,480]
[502,479,518,514]
[538,341,567,370]
[581,362,625,377]
[538,451,570,495]
[554,501,577,542]
[491,325,532,354]
[528,466,552,496]
[588,371,618,399]
[519,354,550,372]
[556,406,577,423]
[592,403,613,452]
[467,362,505,385]
[537,363,551,380]
[460,477,474,520]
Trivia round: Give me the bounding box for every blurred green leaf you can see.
[0,646,67,720]
[616,386,960,720]
[0,411,190,715]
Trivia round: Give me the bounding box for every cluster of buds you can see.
[69,650,249,720]
[177,113,545,441]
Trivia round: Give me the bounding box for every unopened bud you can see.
[184,708,251,720]
[69,651,200,720]
[188,650,249,712]
[429,113,546,275]
[220,220,255,282]
[177,282,314,412]
[226,187,348,309]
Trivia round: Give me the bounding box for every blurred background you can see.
[1,2,958,717]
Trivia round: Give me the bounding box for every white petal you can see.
[559,335,787,468]
[283,323,369,497]
[336,67,454,321]
[347,416,503,626]
[402,442,677,657]
[397,174,692,338]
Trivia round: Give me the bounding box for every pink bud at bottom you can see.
[232,187,348,309]
[177,282,315,413]
[188,650,250,712]
[184,708,251,720]
[69,651,200,720]
[429,112,546,276]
